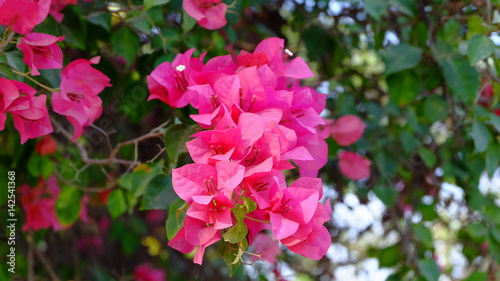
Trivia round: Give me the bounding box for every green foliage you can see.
[55,185,82,226]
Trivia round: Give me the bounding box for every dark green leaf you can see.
[107,189,128,219]
[365,0,388,21]
[111,25,140,66]
[384,44,423,75]
[486,142,500,178]
[417,259,441,281]
[490,113,500,133]
[413,224,433,248]
[118,163,163,197]
[144,0,171,10]
[423,95,448,123]
[378,245,400,267]
[55,186,82,226]
[140,174,175,210]
[165,198,187,240]
[387,70,420,106]
[373,185,398,207]
[27,154,55,179]
[465,271,487,281]
[467,15,488,39]
[467,223,488,238]
[164,124,200,168]
[87,12,112,32]
[467,34,495,65]
[471,119,491,153]
[418,147,437,168]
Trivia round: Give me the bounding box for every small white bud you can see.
[284,49,293,56]
[176,64,186,72]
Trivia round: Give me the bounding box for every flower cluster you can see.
[183,0,227,30]
[0,0,111,143]
[148,37,333,264]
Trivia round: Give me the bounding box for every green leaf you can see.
[164,124,200,168]
[413,224,433,248]
[365,0,388,21]
[144,0,170,11]
[118,163,163,198]
[55,186,82,226]
[140,174,176,210]
[387,70,420,106]
[111,25,140,67]
[423,95,448,123]
[490,113,500,133]
[465,271,487,281]
[486,142,500,178]
[384,44,423,75]
[223,222,248,244]
[390,0,416,17]
[165,199,187,240]
[373,185,398,207]
[5,51,26,72]
[87,12,112,32]
[182,10,196,33]
[107,189,128,219]
[418,147,437,168]
[467,15,488,39]
[417,259,441,281]
[27,154,55,179]
[467,34,495,65]
[433,42,480,104]
[217,241,242,276]
[471,119,492,153]
[378,245,400,267]
[467,223,488,238]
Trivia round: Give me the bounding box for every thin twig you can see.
[26,235,61,281]
[11,69,59,92]
[90,124,114,152]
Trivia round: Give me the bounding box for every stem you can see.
[244,216,269,224]
[11,69,59,93]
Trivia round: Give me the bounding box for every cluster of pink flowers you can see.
[19,176,88,231]
[0,0,111,143]
[148,37,333,264]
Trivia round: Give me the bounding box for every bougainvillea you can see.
[147,37,334,265]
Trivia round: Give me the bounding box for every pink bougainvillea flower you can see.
[35,135,57,155]
[148,49,198,108]
[18,33,64,76]
[330,115,366,146]
[0,78,53,143]
[133,264,166,281]
[250,232,282,264]
[172,161,245,204]
[338,151,372,180]
[52,57,111,140]
[0,0,51,34]
[183,0,227,30]
[19,176,62,231]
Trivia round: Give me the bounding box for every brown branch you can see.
[26,234,61,281]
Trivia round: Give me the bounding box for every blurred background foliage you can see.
[2,0,500,280]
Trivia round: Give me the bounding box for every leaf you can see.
[486,142,500,178]
[217,241,242,276]
[373,185,398,207]
[87,12,112,32]
[417,259,441,281]
[140,174,176,210]
[55,186,82,226]
[467,34,495,65]
[223,222,248,244]
[27,154,55,179]
[413,224,433,248]
[5,51,26,72]
[490,113,500,133]
[384,43,423,75]
[118,163,163,198]
[144,0,170,11]
[364,0,388,21]
[471,119,491,153]
[165,199,187,240]
[467,15,488,39]
[111,25,140,67]
[107,189,128,219]
[432,41,480,104]
[418,147,437,168]
[423,95,448,123]
[390,0,416,17]
[378,245,400,267]
[467,223,488,238]
[465,271,487,281]
[387,70,420,106]
[182,10,196,33]
[164,124,200,168]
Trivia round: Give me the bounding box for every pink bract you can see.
[183,0,227,30]
[133,264,166,281]
[338,151,372,180]
[330,115,366,146]
[18,33,65,76]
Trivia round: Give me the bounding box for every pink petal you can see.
[338,151,372,180]
[330,115,366,146]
